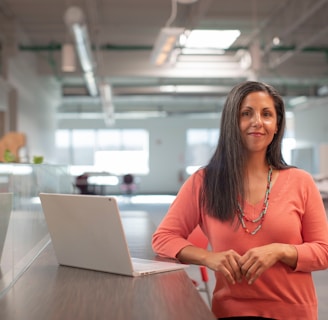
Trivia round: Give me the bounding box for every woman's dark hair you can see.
[201,81,291,221]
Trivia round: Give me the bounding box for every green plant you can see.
[33,156,44,164]
[4,149,16,163]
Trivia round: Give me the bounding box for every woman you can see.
[152,81,328,320]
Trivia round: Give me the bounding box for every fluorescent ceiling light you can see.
[64,6,98,96]
[175,61,241,70]
[150,27,184,66]
[99,83,113,103]
[177,55,237,62]
[56,113,104,119]
[116,111,167,119]
[289,96,307,106]
[159,85,232,94]
[56,111,167,120]
[181,48,225,55]
[84,71,98,97]
[185,30,240,49]
[99,83,115,126]
[72,24,94,72]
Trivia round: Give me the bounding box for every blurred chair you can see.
[187,225,212,306]
[120,174,136,195]
[75,173,95,195]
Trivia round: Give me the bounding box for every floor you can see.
[117,195,328,319]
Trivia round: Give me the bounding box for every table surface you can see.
[0,211,216,320]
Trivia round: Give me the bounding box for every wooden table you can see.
[0,211,216,320]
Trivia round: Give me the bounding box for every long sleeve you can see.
[291,170,328,272]
[152,170,204,258]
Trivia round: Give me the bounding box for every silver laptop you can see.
[39,193,188,276]
[0,193,12,261]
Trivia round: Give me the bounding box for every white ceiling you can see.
[1,0,328,118]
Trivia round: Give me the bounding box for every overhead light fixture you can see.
[181,48,225,55]
[289,96,307,107]
[56,111,167,120]
[237,49,252,70]
[272,36,281,46]
[84,71,98,97]
[99,83,115,126]
[64,6,98,96]
[184,30,241,49]
[150,29,240,67]
[150,27,184,66]
[71,23,94,73]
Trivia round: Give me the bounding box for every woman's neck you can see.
[245,154,268,174]
[243,161,271,205]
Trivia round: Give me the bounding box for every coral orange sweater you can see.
[152,168,328,320]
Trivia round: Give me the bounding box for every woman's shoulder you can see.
[184,168,205,184]
[279,166,315,183]
[283,166,312,176]
[186,167,205,179]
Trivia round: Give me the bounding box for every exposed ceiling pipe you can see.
[262,0,328,57]
[269,24,328,69]
[64,6,98,96]
[241,1,288,47]
[84,0,116,126]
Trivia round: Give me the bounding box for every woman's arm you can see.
[152,171,204,258]
[293,172,328,272]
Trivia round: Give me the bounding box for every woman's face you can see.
[239,91,278,155]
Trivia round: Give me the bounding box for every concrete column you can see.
[0,15,18,133]
[7,87,17,131]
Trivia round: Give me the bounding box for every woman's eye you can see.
[241,111,250,117]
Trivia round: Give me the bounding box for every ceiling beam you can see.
[262,0,328,57]
[269,24,328,69]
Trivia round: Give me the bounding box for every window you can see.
[282,111,295,165]
[55,129,149,175]
[185,128,219,175]
[94,130,149,175]
[72,130,96,165]
[282,137,296,165]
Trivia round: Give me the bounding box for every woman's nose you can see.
[252,113,262,127]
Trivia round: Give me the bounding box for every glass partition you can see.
[0,164,73,296]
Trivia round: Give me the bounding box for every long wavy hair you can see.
[201,81,292,221]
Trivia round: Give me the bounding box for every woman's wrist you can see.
[279,244,298,268]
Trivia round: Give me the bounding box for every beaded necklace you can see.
[237,165,273,235]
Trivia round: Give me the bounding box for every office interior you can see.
[0,0,328,319]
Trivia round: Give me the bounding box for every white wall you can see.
[7,52,60,163]
[58,116,220,194]
[0,78,8,111]
[319,144,328,175]
[293,97,328,174]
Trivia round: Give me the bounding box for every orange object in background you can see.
[0,132,26,162]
